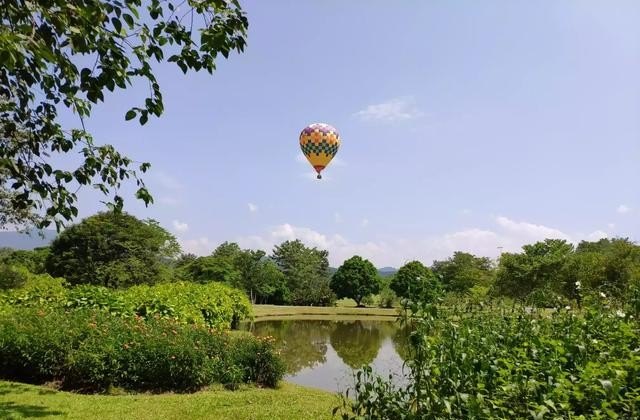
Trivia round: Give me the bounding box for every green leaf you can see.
[125,110,136,121]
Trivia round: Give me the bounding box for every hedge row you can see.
[1,274,252,329]
[0,307,283,392]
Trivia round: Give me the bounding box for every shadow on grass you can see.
[0,401,65,418]
[0,383,32,396]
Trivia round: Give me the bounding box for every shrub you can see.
[0,307,283,392]
[0,272,67,306]
[336,301,640,419]
[2,278,252,330]
[0,264,28,290]
[377,287,397,308]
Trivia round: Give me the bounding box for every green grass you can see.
[252,303,399,321]
[0,381,339,420]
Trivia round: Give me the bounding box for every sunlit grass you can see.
[0,381,338,420]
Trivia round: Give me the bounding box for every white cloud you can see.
[172,220,189,233]
[179,237,212,256]
[460,209,472,215]
[608,223,616,229]
[248,203,258,213]
[587,230,608,241]
[617,204,631,214]
[236,216,578,267]
[495,216,570,241]
[361,218,370,228]
[354,97,423,122]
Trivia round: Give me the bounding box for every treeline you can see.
[2,212,639,309]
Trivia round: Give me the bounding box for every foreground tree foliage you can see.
[330,255,380,307]
[0,0,248,230]
[45,211,180,287]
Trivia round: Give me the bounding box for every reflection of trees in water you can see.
[329,321,385,369]
[391,325,412,362]
[250,320,335,374]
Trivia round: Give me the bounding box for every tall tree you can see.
[390,260,441,302]
[45,211,180,287]
[271,240,334,306]
[330,255,380,307]
[1,0,248,230]
[431,251,494,294]
[493,239,574,300]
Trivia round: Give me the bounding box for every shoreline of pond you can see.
[251,304,400,321]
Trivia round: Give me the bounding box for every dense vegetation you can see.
[0,308,283,392]
[336,298,640,419]
[1,211,639,416]
[46,212,180,287]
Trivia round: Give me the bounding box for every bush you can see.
[377,287,397,308]
[0,272,68,306]
[2,278,252,330]
[0,307,283,392]
[336,301,640,419]
[0,264,28,290]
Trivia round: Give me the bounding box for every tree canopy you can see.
[271,240,334,306]
[330,255,380,306]
[390,260,441,302]
[0,0,248,230]
[45,211,180,287]
[431,251,494,294]
[493,239,574,301]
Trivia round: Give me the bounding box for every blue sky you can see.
[50,1,640,266]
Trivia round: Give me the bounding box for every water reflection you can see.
[243,319,409,392]
[330,321,383,369]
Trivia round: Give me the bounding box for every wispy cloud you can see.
[172,220,189,233]
[617,204,631,214]
[361,218,370,228]
[354,96,423,122]
[248,203,258,213]
[152,171,183,191]
[178,237,212,255]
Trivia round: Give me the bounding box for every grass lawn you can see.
[0,381,339,420]
[252,302,399,321]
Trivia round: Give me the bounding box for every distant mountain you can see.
[377,267,397,277]
[0,230,57,250]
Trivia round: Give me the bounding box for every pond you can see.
[241,319,410,393]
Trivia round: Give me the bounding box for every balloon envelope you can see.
[299,123,340,179]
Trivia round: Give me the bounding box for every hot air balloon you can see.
[299,123,341,179]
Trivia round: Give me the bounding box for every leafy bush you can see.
[0,264,28,290]
[336,301,640,419]
[0,308,283,392]
[377,287,397,308]
[0,272,68,306]
[2,278,252,330]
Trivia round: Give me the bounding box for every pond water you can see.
[241,319,410,393]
